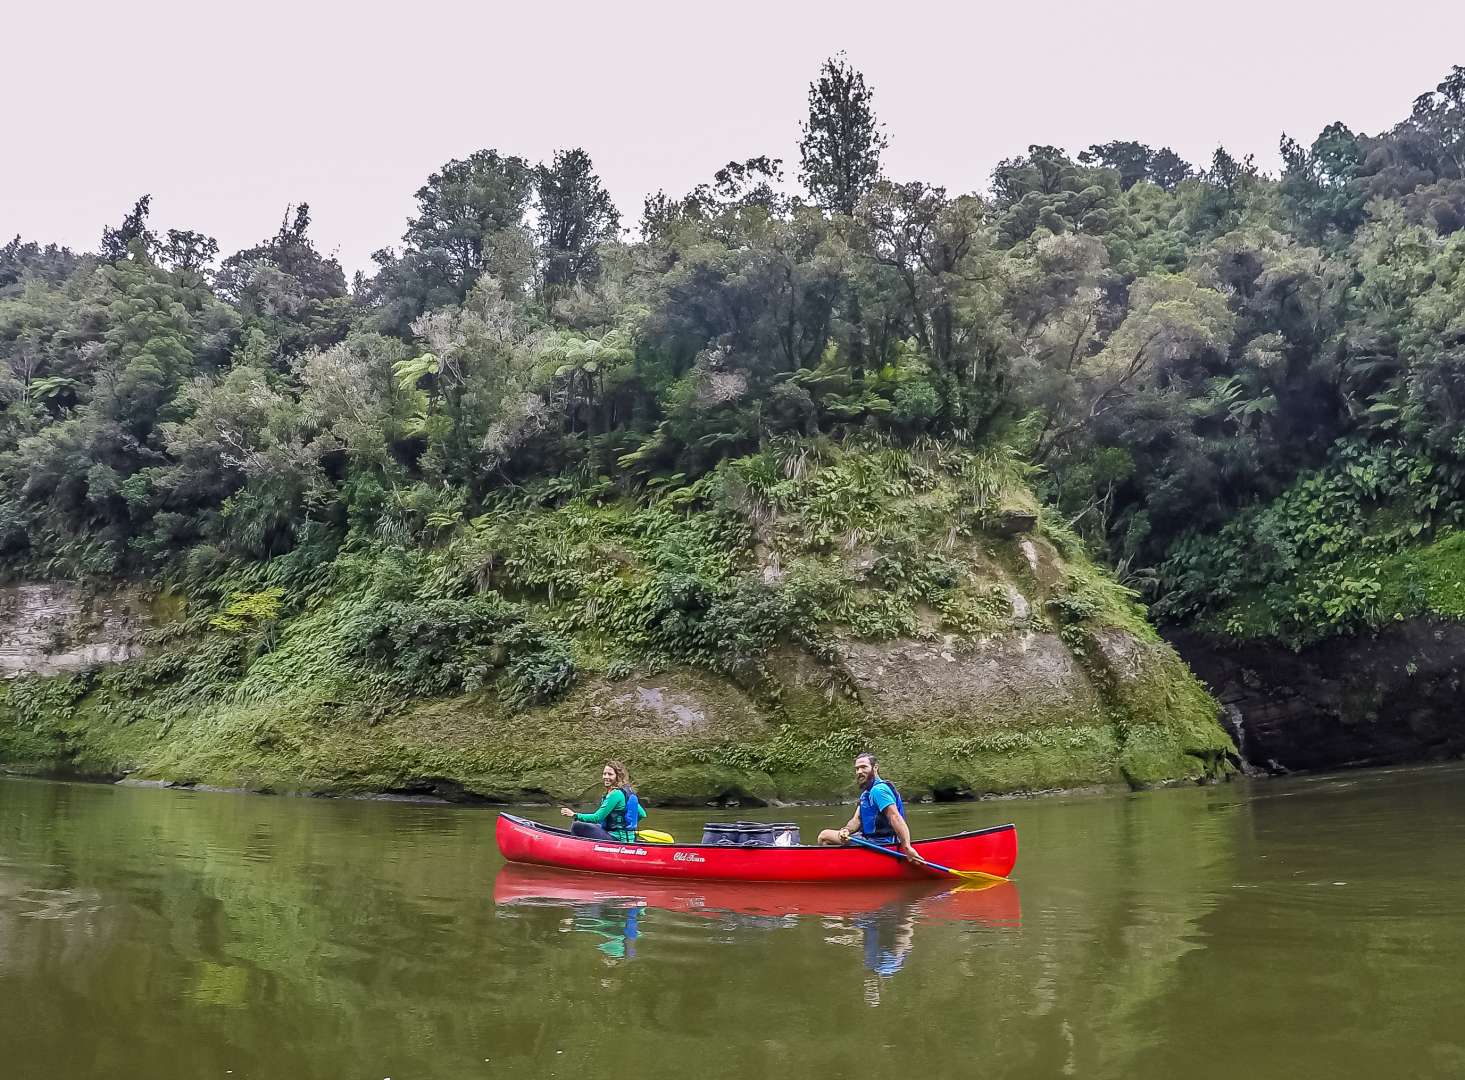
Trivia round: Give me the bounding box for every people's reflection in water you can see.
[857,904,917,978]
[496,864,1020,976]
[825,902,918,1006]
[558,903,644,961]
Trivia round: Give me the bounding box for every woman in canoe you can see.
[560,761,642,842]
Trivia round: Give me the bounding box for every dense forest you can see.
[4,56,1465,720]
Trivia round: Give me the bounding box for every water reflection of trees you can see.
[0,777,1255,1080]
[0,778,514,1078]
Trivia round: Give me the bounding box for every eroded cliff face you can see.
[0,585,152,677]
[12,550,1460,797]
[0,573,1228,803]
[1168,622,1465,773]
[0,455,1232,802]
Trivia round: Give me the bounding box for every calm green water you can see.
[2,764,1463,1079]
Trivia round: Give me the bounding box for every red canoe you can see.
[494,813,1018,882]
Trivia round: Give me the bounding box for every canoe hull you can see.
[494,813,1017,882]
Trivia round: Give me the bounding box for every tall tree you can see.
[101,195,158,263]
[0,237,80,292]
[366,150,536,332]
[213,203,350,359]
[689,157,788,216]
[535,148,620,293]
[160,229,219,274]
[988,146,1122,248]
[1409,65,1465,176]
[1207,146,1257,194]
[1189,146,1258,233]
[798,53,887,214]
[1079,142,1195,191]
[214,203,348,304]
[1079,141,1155,190]
[854,181,1007,432]
[1279,123,1366,240]
[403,149,534,298]
[1148,147,1195,191]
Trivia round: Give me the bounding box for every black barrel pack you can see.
[699,821,801,847]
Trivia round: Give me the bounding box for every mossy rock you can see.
[989,485,1041,536]
[1083,628,1234,785]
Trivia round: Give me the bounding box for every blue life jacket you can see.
[610,788,644,841]
[858,779,905,842]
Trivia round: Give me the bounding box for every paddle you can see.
[637,828,675,844]
[846,833,1008,883]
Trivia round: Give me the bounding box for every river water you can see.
[1,763,1462,1079]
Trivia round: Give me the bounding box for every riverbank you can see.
[0,760,1129,808]
[0,633,1224,805]
[0,449,1231,804]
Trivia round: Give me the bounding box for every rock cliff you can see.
[1169,622,1465,773]
[0,585,151,676]
[1,449,1232,802]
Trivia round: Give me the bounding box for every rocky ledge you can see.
[0,584,153,677]
[1168,620,1465,773]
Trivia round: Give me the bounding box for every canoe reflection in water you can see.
[493,864,1021,980]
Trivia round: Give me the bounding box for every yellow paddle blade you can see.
[949,868,1009,884]
[637,828,675,844]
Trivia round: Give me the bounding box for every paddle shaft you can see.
[846,833,947,874]
[847,833,1004,882]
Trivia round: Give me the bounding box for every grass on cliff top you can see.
[153,438,1158,708]
[1378,530,1465,620]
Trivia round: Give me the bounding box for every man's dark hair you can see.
[854,751,878,767]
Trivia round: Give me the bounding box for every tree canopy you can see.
[5,57,1465,652]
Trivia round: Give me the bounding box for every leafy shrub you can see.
[209,588,285,633]
[1155,439,1458,645]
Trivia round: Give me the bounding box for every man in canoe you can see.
[818,752,925,865]
[560,761,643,842]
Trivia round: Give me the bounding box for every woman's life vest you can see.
[608,787,645,841]
[857,779,905,843]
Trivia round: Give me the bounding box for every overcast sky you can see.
[6,0,1463,275]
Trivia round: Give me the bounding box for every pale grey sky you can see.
[6,0,1463,275]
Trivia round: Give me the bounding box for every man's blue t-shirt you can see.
[858,780,903,840]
